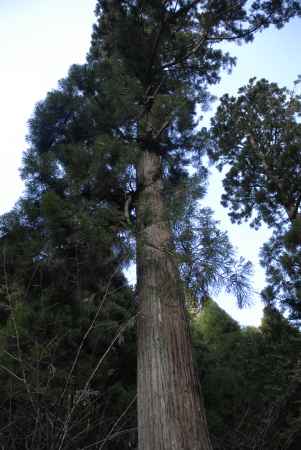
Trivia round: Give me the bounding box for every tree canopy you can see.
[208,77,301,322]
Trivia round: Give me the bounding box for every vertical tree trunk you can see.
[136,149,212,450]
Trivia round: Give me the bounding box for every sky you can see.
[1,1,300,326]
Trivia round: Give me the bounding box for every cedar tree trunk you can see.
[136,149,212,450]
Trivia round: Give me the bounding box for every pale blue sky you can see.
[0,2,300,325]
[0,0,95,211]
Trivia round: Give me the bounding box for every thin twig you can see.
[98,394,137,450]
[60,265,120,401]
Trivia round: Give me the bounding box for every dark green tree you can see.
[0,192,137,449]
[192,300,301,449]
[208,78,301,322]
[0,74,138,447]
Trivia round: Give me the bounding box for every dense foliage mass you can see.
[208,78,301,323]
[1,1,301,449]
[194,300,301,450]
[1,285,300,449]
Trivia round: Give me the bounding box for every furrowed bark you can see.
[136,149,212,450]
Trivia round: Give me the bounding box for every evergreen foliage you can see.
[208,78,301,322]
[192,300,301,450]
[175,206,253,306]
[0,199,137,449]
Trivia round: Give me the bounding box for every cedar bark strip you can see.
[136,149,212,450]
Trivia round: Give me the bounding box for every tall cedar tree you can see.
[208,78,301,323]
[21,1,301,449]
[88,3,301,449]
